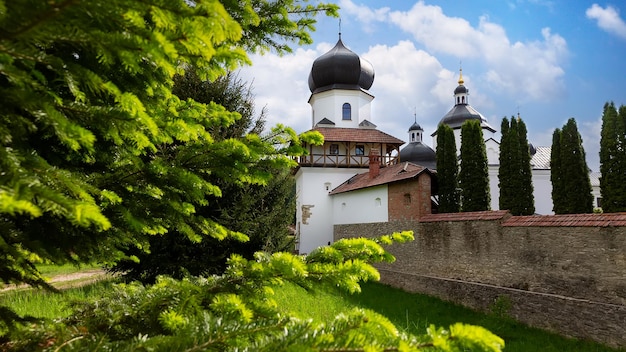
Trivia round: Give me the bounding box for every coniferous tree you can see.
[599,101,626,212]
[459,120,490,212]
[436,124,460,212]
[515,118,535,215]
[0,0,334,322]
[550,128,566,214]
[498,117,513,211]
[552,119,593,214]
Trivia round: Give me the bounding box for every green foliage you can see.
[599,101,626,212]
[111,70,298,283]
[459,120,490,212]
[0,0,332,313]
[551,118,593,214]
[498,116,534,215]
[435,124,460,213]
[2,234,504,351]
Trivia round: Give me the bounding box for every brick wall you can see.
[334,212,626,347]
[387,173,431,221]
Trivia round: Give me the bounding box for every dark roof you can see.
[433,104,496,134]
[502,213,626,227]
[329,162,433,195]
[308,38,375,94]
[454,84,468,94]
[399,142,436,169]
[310,127,405,145]
[316,118,335,126]
[408,122,423,131]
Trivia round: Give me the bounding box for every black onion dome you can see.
[308,38,375,93]
[408,122,423,131]
[454,84,468,95]
[438,105,496,132]
[399,142,437,169]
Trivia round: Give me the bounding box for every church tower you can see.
[294,36,404,254]
[431,69,496,153]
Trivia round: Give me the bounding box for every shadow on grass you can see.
[341,282,624,352]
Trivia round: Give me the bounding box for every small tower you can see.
[431,68,495,153]
[399,119,436,169]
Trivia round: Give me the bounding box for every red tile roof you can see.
[502,213,626,227]
[419,210,511,222]
[310,127,405,145]
[329,162,433,195]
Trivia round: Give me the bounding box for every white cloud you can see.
[341,0,569,102]
[586,4,626,40]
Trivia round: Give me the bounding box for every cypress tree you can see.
[436,124,460,213]
[498,117,512,211]
[459,120,490,212]
[515,118,535,215]
[599,102,626,212]
[552,119,593,214]
[550,128,565,214]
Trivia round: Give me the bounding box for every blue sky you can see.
[238,0,626,171]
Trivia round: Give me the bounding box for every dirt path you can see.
[1,269,110,292]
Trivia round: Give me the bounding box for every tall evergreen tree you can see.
[113,71,297,282]
[459,120,490,212]
[551,119,593,214]
[0,0,335,319]
[599,101,626,212]
[436,124,459,213]
[498,117,513,211]
[515,118,535,215]
[550,128,566,214]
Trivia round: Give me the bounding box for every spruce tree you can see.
[0,0,336,322]
[599,101,626,212]
[552,119,593,214]
[436,124,460,213]
[459,120,490,212]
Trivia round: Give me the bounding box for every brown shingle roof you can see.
[311,127,405,145]
[329,162,433,195]
[502,213,626,227]
[419,210,510,222]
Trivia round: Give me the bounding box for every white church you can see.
[293,36,578,254]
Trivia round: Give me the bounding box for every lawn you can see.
[2,272,623,351]
[274,281,625,352]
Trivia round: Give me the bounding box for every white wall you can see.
[295,167,368,254]
[532,170,553,215]
[309,89,374,128]
[332,185,388,225]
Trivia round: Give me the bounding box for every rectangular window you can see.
[355,145,364,156]
[329,144,339,155]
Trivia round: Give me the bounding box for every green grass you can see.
[0,280,114,320]
[3,270,624,351]
[274,281,625,352]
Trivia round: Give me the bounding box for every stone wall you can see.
[334,212,626,347]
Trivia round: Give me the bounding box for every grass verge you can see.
[274,281,625,352]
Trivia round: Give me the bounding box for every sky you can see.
[238,0,626,172]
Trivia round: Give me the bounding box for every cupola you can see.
[308,37,375,94]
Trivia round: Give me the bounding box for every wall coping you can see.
[502,212,626,227]
[419,210,510,222]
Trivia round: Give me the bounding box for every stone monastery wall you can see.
[334,211,626,347]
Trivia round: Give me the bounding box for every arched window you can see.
[342,103,351,120]
[462,96,465,104]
